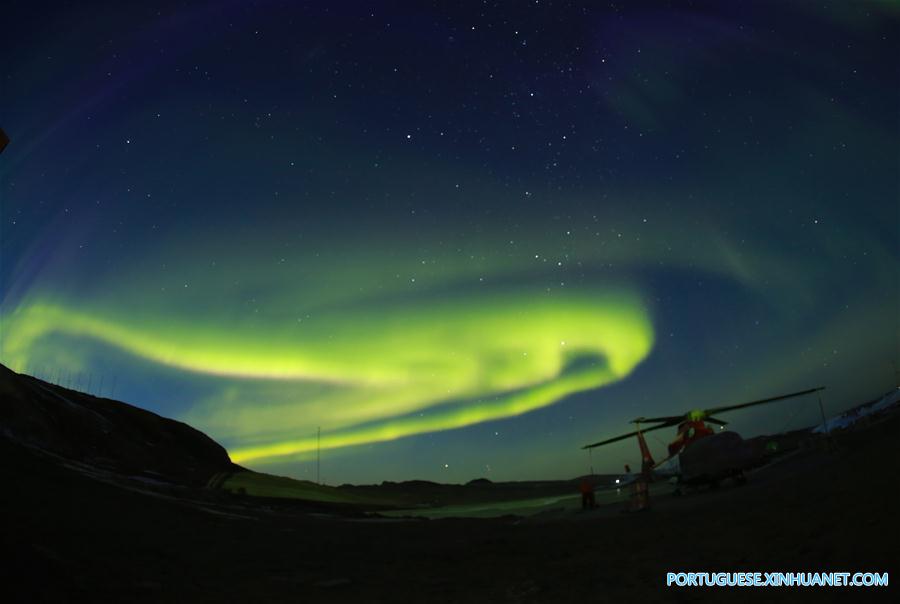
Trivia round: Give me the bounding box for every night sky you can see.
[1,1,897,484]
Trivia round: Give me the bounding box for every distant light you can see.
[615,479,620,484]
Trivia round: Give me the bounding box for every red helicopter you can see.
[583,387,824,490]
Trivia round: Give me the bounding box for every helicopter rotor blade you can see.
[704,387,824,416]
[582,421,675,450]
[581,386,823,450]
[630,415,683,424]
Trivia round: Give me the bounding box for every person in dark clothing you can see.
[579,478,595,509]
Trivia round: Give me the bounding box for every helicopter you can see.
[583,386,825,490]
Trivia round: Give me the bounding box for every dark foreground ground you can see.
[2,407,898,604]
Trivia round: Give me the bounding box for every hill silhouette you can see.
[0,363,235,486]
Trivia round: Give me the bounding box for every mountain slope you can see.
[0,363,235,486]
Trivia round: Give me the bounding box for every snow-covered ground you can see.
[812,388,900,434]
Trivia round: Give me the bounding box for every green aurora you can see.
[4,288,653,463]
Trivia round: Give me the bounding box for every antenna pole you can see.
[316,427,321,485]
[817,393,828,434]
[817,392,833,450]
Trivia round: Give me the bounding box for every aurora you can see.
[3,287,653,464]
